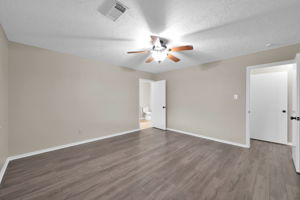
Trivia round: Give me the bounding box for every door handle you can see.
[162,106,166,109]
[282,110,286,113]
[290,116,300,121]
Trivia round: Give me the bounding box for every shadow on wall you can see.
[122,53,150,69]
[98,0,116,16]
[135,0,168,34]
[195,60,224,71]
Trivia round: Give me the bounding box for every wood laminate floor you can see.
[0,128,300,200]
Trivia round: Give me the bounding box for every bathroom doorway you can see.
[139,79,153,129]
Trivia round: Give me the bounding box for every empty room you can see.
[1,0,300,199]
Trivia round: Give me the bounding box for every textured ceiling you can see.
[1,0,300,73]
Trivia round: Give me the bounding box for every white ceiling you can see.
[1,0,300,73]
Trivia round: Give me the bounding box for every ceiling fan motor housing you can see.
[153,39,167,50]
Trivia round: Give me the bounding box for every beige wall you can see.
[0,25,8,168]
[154,44,300,145]
[8,42,153,156]
[5,38,300,156]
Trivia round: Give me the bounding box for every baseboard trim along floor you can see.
[1,128,250,184]
[167,128,249,148]
[0,158,10,184]
[0,128,140,184]
[2,129,297,199]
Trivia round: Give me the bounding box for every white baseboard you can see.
[167,128,249,148]
[0,128,140,184]
[287,142,293,146]
[0,158,10,184]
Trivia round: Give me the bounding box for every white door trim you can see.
[293,54,300,173]
[246,59,295,148]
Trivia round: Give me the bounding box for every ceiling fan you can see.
[127,36,193,63]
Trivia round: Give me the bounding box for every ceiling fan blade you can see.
[145,56,154,63]
[127,50,149,54]
[167,54,180,62]
[169,45,193,52]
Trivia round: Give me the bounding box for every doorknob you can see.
[282,110,286,113]
[162,106,166,109]
[290,116,300,121]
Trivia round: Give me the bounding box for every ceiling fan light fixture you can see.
[127,35,193,64]
[152,49,167,63]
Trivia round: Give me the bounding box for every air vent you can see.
[105,1,128,21]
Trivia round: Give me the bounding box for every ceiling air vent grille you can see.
[106,1,128,21]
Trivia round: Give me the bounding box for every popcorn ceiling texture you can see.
[1,0,300,73]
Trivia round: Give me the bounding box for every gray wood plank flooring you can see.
[0,128,299,200]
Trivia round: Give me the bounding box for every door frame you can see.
[139,79,154,129]
[246,59,295,148]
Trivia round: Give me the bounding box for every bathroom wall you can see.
[139,81,151,119]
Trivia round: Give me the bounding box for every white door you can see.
[250,71,288,144]
[151,80,166,130]
[292,54,300,173]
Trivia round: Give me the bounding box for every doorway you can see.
[249,64,295,144]
[246,59,300,173]
[139,79,153,129]
[139,79,167,130]
[246,56,300,173]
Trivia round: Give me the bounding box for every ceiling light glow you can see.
[152,49,168,63]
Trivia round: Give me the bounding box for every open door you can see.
[151,80,166,130]
[291,54,300,173]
